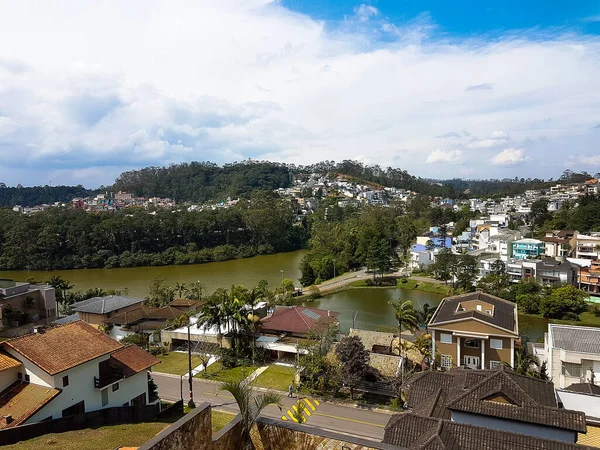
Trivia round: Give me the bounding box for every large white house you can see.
[544,324,600,389]
[0,320,159,428]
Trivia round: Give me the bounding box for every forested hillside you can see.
[113,161,293,202]
[0,192,305,270]
[0,184,92,207]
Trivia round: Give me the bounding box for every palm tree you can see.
[47,275,73,316]
[174,282,187,298]
[197,302,226,347]
[221,377,281,450]
[390,300,419,383]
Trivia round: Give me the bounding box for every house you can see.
[512,238,545,259]
[579,260,600,294]
[544,230,579,258]
[385,366,588,447]
[428,292,519,370]
[576,234,600,260]
[104,305,188,342]
[257,306,339,360]
[557,383,600,421]
[0,321,159,428]
[0,280,57,329]
[168,298,204,314]
[72,295,146,327]
[487,229,521,260]
[544,324,600,389]
[535,258,579,285]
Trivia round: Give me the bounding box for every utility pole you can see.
[187,322,195,409]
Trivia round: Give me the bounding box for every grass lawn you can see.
[398,279,451,295]
[252,364,296,391]
[154,352,204,375]
[212,410,236,434]
[195,361,259,383]
[521,303,600,329]
[2,421,176,450]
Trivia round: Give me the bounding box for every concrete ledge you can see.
[213,414,241,442]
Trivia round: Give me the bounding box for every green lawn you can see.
[2,421,175,450]
[521,303,600,329]
[212,410,236,434]
[195,361,259,383]
[154,352,204,375]
[398,279,451,295]
[252,364,296,391]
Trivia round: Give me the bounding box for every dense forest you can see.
[0,192,305,270]
[113,161,293,202]
[0,184,92,207]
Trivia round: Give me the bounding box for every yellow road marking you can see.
[314,399,320,406]
[313,412,385,428]
[302,407,311,417]
[281,416,287,420]
[286,411,298,422]
[303,398,316,411]
[292,405,298,413]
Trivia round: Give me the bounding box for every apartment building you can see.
[428,293,519,370]
[512,238,545,259]
[576,234,600,260]
[543,230,578,258]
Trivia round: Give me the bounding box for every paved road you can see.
[154,372,391,441]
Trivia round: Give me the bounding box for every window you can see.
[490,339,503,350]
[440,333,452,344]
[24,374,30,382]
[562,362,582,378]
[464,339,480,349]
[112,382,120,392]
[440,354,453,369]
[489,361,502,369]
[101,388,109,407]
[62,375,69,387]
[17,372,22,380]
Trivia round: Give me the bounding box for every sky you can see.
[0,1,599,187]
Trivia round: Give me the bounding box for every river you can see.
[0,250,547,340]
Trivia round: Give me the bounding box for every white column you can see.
[510,339,515,368]
[481,339,485,369]
[431,330,436,358]
[456,337,461,367]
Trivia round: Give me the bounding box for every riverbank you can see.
[308,275,452,297]
[519,302,600,337]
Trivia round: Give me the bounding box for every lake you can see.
[0,250,306,297]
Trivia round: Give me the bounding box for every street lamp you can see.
[280,269,284,285]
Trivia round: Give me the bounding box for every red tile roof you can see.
[0,382,60,429]
[110,345,160,378]
[3,321,123,375]
[260,306,339,335]
[0,352,21,372]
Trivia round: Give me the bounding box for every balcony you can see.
[94,367,124,389]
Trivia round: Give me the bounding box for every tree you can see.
[540,285,587,319]
[146,276,175,307]
[396,216,418,261]
[477,273,510,298]
[516,294,540,315]
[455,254,478,292]
[335,336,370,399]
[174,282,187,298]
[47,276,73,316]
[221,377,282,450]
[416,303,435,327]
[529,199,551,231]
[299,256,316,286]
[197,302,226,347]
[431,248,456,285]
[390,299,419,382]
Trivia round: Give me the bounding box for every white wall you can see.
[109,326,133,342]
[451,411,576,443]
[0,366,20,392]
[4,348,54,387]
[557,390,600,419]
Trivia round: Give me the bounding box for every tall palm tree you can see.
[390,300,419,383]
[174,282,187,298]
[221,377,281,450]
[197,302,226,347]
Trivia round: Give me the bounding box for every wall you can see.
[432,321,516,337]
[451,411,576,443]
[0,366,20,392]
[3,348,54,387]
[557,390,600,418]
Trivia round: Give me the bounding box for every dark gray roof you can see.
[549,324,600,354]
[384,414,594,450]
[72,295,144,314]
[564,383,600,396]
[428,292,517,334]
[52,313,80,325]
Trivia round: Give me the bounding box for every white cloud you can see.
[567,155,600,166]
[492,148,528,166]
[0,1,599,186]
[426,149,464,164]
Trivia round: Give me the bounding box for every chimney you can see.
[1,415,13,426]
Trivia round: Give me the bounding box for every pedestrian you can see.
[288,384,293,398]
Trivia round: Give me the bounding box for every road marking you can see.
[314,399,320,406]
[303,398,316,411]
[312,412,385,428]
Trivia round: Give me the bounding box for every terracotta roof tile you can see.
[0,352,21,372]
[260,306,339,335]
[3,321,123,375]
[110,345,160,377]
[0,382,60,428]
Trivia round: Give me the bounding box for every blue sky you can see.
[0,0,599,187]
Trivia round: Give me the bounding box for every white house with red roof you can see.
[0,320,159,429]
[257,306,339,360]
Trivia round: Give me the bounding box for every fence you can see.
[0,403,160,446]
